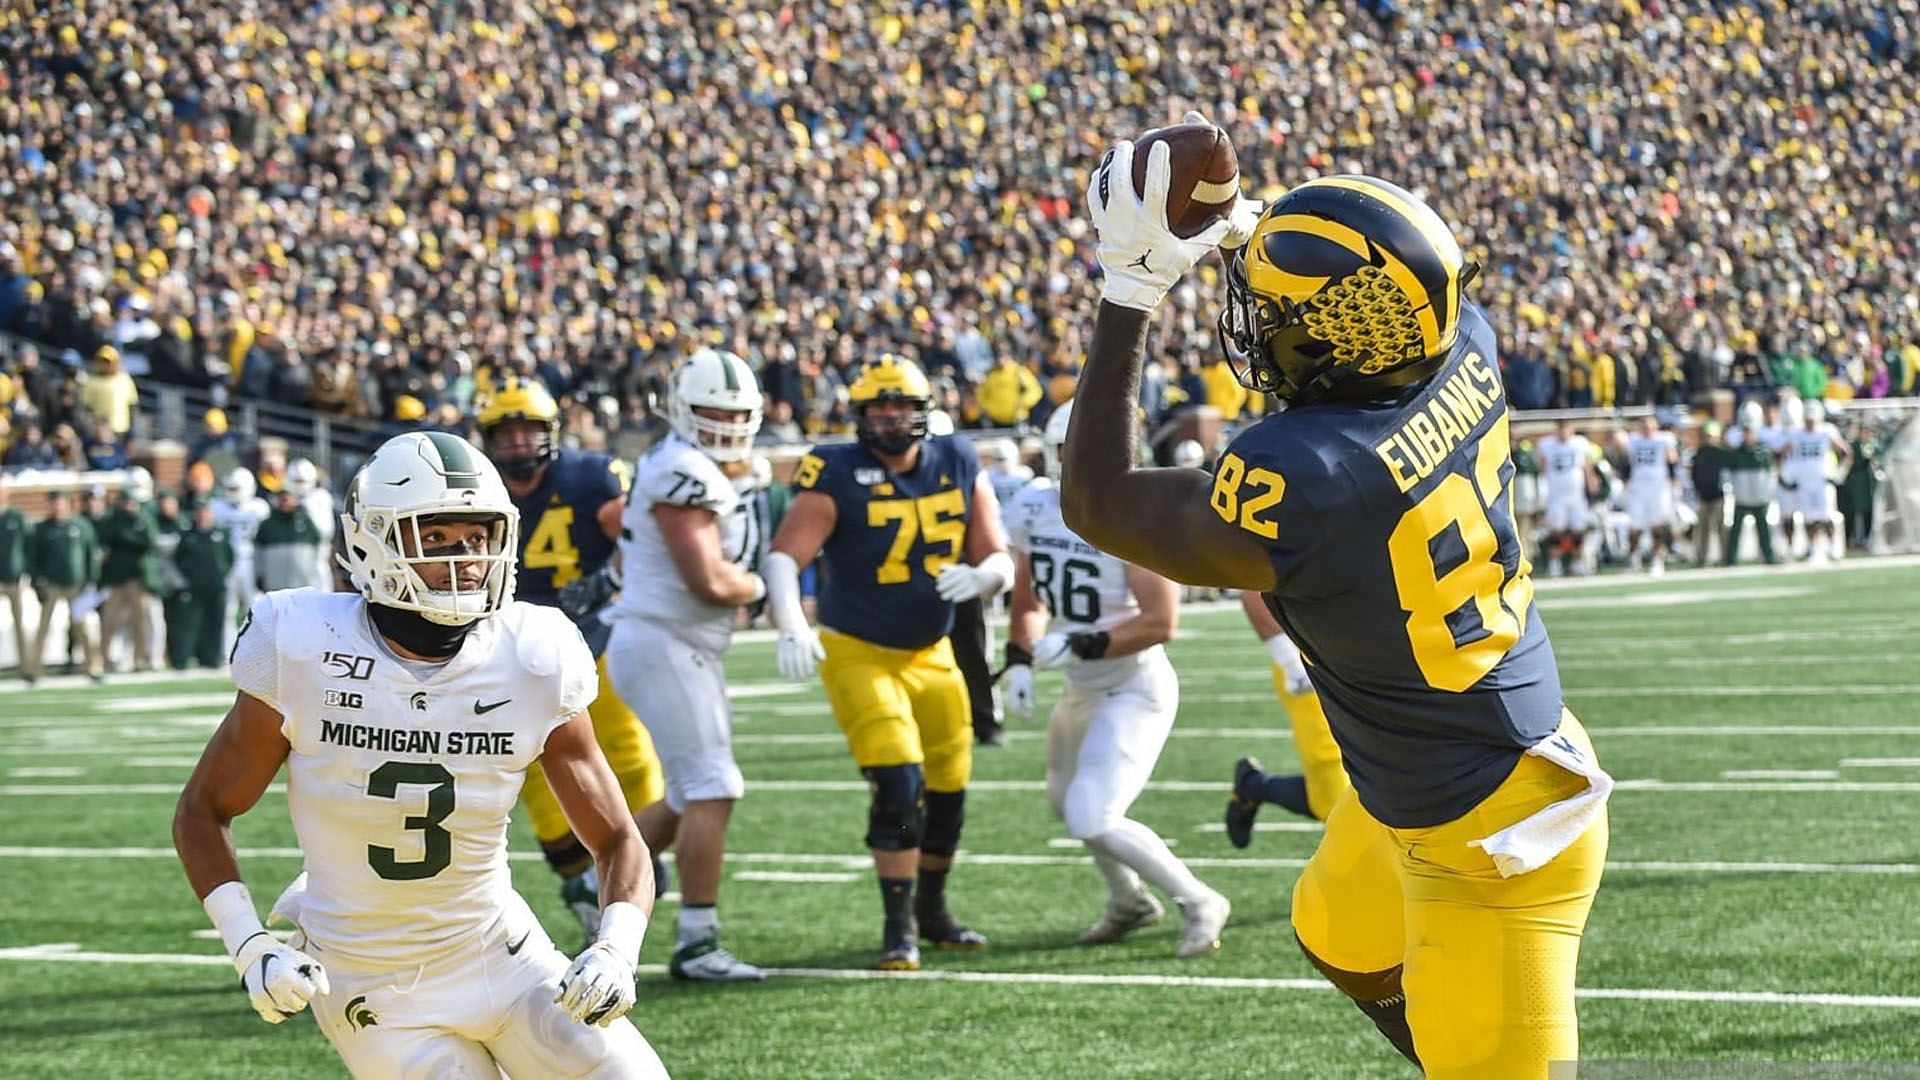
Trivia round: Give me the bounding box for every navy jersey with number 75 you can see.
[793,435,980,650]
[1215,304,1562,829]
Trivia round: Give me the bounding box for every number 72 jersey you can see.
[1212,304,1564,830]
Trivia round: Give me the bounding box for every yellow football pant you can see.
[522,653,665,844]
[819,629,972,793]
[1273,665,1350,821]
[1292,712,1608,1080]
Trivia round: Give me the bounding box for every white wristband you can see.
[764,552,807,632]
[597,901,649,967]
[203,880,268,965]
[1262,633,1301,672]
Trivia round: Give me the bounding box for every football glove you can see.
[776,625,825,681]
[558,563,622,621]
[1002,642,1036,723]
[934,551,1014,604]
[234,933,330,1025]
[1085,132,1260,312]
[1032,631,1079,670]
[556,940,637,1027]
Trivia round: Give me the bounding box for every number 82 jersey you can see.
[1004,478,1155,690]
[1211,305,1564,829]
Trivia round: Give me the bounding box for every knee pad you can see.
[1295,935,1421,1068]
[863,764,926,852]
[922,789,965,857]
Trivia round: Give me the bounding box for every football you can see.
[1132,121,1240,238]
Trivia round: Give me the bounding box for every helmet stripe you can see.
[424,432,481,489]
[721,354,741,392]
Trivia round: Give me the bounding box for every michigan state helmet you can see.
[1043,398,1075,481]
[1218,175,1479,405]
[669,348,763,462]
[222,466,257,506]
[338,432,520,625]
[477,377,561,480]
[850,354,932,456]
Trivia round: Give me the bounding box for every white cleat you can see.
[1174,890,1231,958]
[1079,894,1165,945]
[669,939,767,982]
[1649,556,1665,577]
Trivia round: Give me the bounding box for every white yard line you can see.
[1720,770,1841,780]
[1841,758,1920,768]
[732,870,862,884]
[0,941,1916,1010]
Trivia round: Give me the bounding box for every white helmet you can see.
[1739,399,1764,430]
[286,458,321,497]
[338,432,519,625]
[1173,439,1207,469]
[222,467,256,506]
[124,465,154,502]
[1781,395,1806,428]
[1043,399,1074,481]
[1805,400,1826,425]
[926,408,956,436]
[669,349,763,462]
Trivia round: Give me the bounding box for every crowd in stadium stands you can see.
[1,0,1918,476]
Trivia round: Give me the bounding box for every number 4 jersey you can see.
[1220,304,1563,828]
[1004,478,1158,691]
[230,589,597,967]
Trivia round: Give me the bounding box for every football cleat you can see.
[560,871,601,937]
[917,910,988,951]
[1079,894,1165,945]
[1225,757,1264,849]
[878,939,922,972]
[1175,890,1231,959]
[669,939,767,982]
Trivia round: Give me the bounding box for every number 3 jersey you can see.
[609,433,757,654]
[1224,304,1563,828]
[231,589,597,967]
[1004,478,1158,691]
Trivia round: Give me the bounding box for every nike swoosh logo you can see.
[506,930,531,956]
[384,477,411,486]
[474,698,511,715]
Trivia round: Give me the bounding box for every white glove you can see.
[777,625,825,681]
[1086,136,1240,311]
[935,563,998,603]
[556,940,637,1027]
[235,934,330,1025]
[1032,631,1078,671]
[1263,633,1313,696]
[1004,663,1035,723]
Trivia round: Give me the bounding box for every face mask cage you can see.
[855,394,931,454]
[352,507,520,625]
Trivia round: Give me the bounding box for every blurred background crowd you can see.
[2,0,1919,478]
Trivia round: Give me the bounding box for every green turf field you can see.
[3,559,1919,1078]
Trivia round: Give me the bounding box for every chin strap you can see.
[368,603,475,659]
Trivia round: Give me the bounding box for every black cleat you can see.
[916,909,988,951]
[1225,757,1264,849]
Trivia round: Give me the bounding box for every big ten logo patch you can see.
[323,689,364,710]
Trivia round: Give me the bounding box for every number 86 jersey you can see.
[1004,478,1157,691]
[1213,305,1565,830]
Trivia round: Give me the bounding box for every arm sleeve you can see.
[228,594,282,711]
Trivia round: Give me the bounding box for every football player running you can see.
[604,349,769,982]
[764,354,1014,971]
[479,378,667,939]
[173,431,666,1078]
[1223,589,1350,845]
[1004,400,1230,956]
[1070,126,1611,1078]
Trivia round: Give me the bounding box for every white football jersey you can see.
[986,465,1035,511]
[231,589,596,968]
[1784,425,1838,480]
[1005,479,1160,690]
[1537,435,1591,500]
[1625,432,1676,488]
[609,434,755,653]
[213,497,269,564]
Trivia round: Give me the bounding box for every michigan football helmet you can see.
[850,354,932,456]
[1218,175,1479,405]
[478,377,561,480]
[338,432,520,625]
[669,348,764,462]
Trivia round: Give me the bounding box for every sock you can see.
[1089,845,1146,907]
[879,877,915,943]
[1259,773,1313,818]
[677,903,719,948]
[913,867,949,919]
[1087,819,1209,906]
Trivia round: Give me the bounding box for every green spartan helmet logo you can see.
[344,995,380,1031]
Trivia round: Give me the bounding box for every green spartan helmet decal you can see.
[344,994,380,1031]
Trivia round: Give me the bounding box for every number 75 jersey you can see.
[1213,304,1564,829]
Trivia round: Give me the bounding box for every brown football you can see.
[1132,121,1240,238]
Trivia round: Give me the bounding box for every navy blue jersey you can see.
[795,436,980,650]
[511,449,627,608]
[1219,304,1562,828]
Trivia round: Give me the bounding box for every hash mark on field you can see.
[1720,770,1841,780]
[1842,758,1920,768]
[6,767,84,778]
[5,943,1918,1010]
[1046,836,1179,849]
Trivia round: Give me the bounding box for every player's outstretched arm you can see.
[544,711,653,1026]
[765,490,836,680]
[1061,303,1276,592]
[174,692,329,1025]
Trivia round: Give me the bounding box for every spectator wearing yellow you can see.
[1198,359,1248,422]
[978,357,1042,428]
[79,347,138,436]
